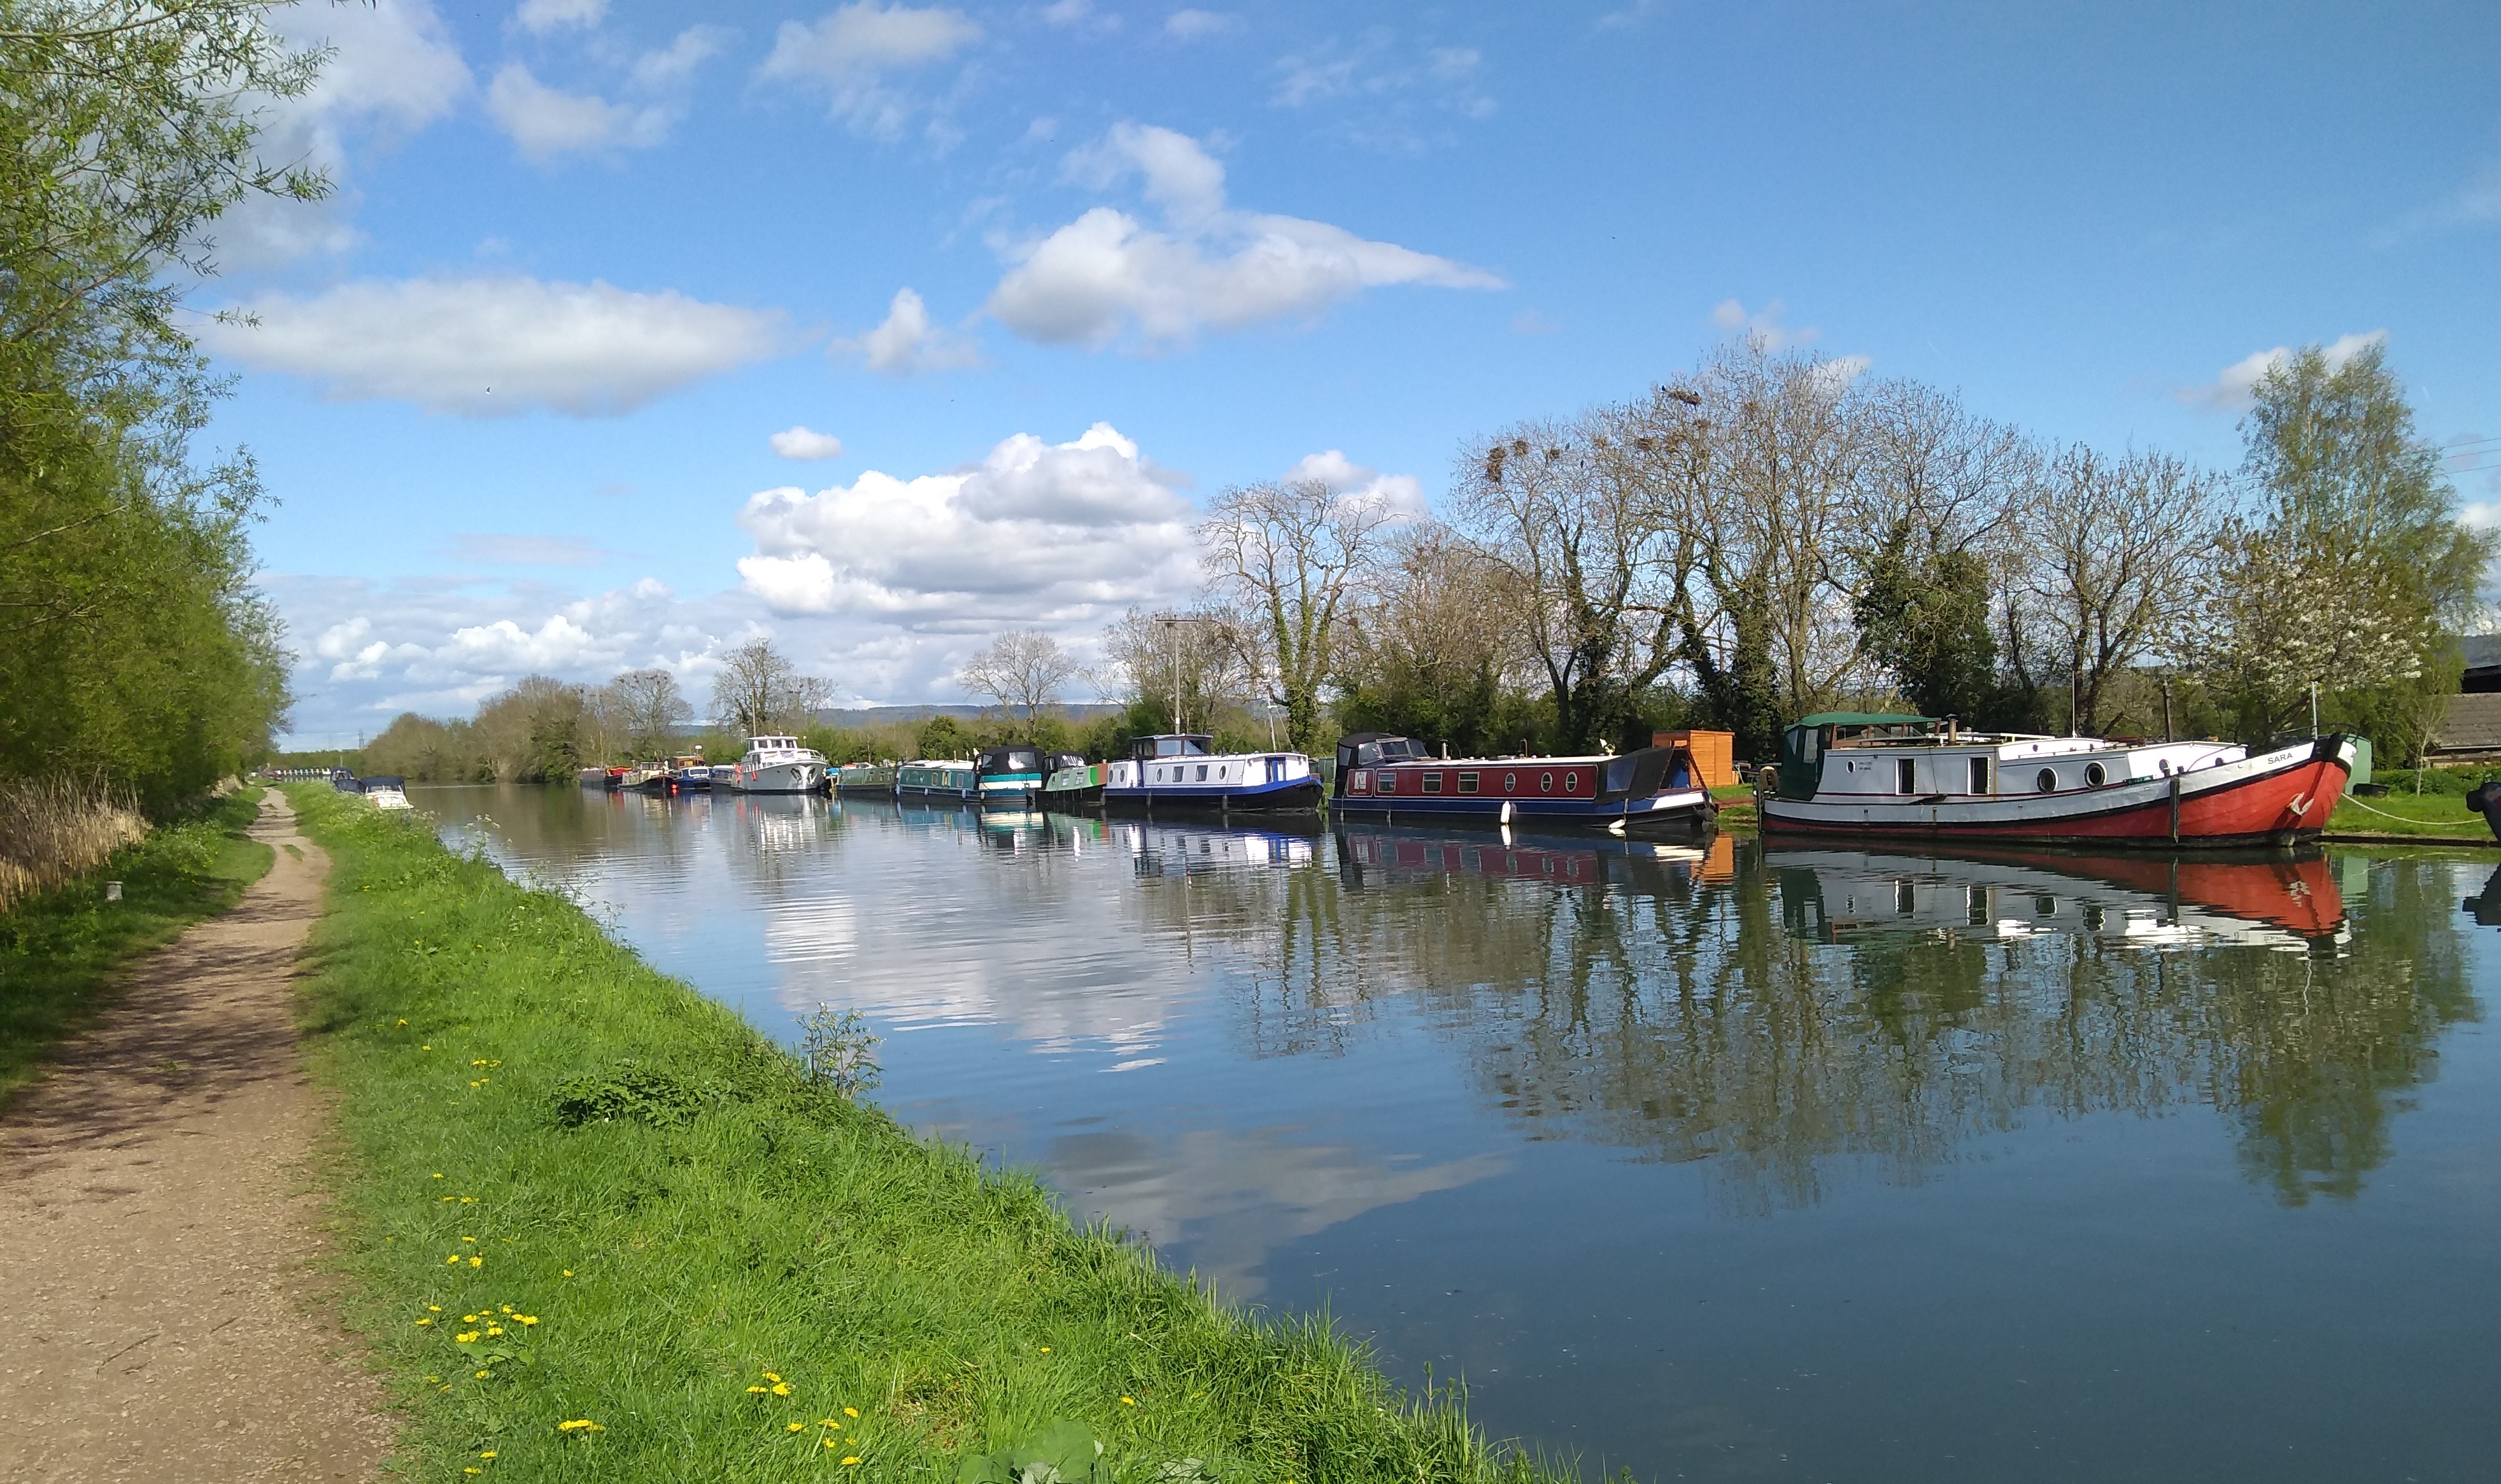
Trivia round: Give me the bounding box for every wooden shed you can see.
[1653,728,1736,789]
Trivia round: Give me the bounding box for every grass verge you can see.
[2327,789,2493,842]
[0,787,270,1108]
[284,784,1562,1484]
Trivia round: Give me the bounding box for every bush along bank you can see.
[284,786,1559,1484]
[0,787,271,1106]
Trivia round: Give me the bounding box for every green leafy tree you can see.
[2199,342,2494,747]
[0,2,323,804]
[1853,515,1999,721]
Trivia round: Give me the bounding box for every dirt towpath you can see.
[0,792,393,1482]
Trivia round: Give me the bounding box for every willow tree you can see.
[0,1,323,802]
[1196,477,1397,755]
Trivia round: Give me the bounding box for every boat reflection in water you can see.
[1118,818,1320,878]
[1768,845,2349,955]
[1335,817,1731,893]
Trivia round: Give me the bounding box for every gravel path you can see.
[0,792,393,1481]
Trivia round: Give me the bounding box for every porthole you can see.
[1504,772,1517,792]
[1540,771,1555,793]
[2036,768,2057,793]
[1564,771,1580,793]
[2084,761,2107,787]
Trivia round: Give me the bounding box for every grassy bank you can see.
[0,788,270,1106]
[284,785,1557,1484]
[2326,788,2494,842]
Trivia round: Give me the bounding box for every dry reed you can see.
[0,777,148,914]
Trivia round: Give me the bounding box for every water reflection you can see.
[414,785,2500,1481]
[1194,825,2477,1213]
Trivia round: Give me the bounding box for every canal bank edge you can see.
[281,784,1557,1484]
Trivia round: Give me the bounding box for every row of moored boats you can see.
[590,716,2358,849]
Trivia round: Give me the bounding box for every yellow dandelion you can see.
[788,1423,806,1433]
[456,1331,480,1342]
[1120,1396,1137,1406]
[485,1326,504,1337]
[562,1269,574,1278]
[517,1316,539,1326]
[416,1318,433,1326]
[463,1315,478,1322]
[474,1369,490,1379]
[465,1470,481,1477]
[763,1373,783,1383]
[1038,1346,1051,1353]
[481,1452,497,1459]
[556,1419,602,1432]
[446,1255,461,1266]
[469,1256,483,1268]
[842,1457,861,1466]
[819,1420,840,1429]
[429,1305,442,1312]
[747,1386,769,1394]
[397,1019,409,1026]
[770,1382,793,1396]
[433,1173,444,1179]
[843,1407,859,1418]
[442,1196,455,1203]
[823,1438,839,1449]
[462,1236,477,1243]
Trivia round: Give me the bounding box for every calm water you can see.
[418,784,2500,1483]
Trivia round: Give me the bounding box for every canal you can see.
[418,784,2500,1483]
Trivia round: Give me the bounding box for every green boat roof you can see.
[1793,712,1935,728]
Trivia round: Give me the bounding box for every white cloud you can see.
[198,276,784,416]
[839,287,982,374]
[515,0,607,33]
[1282,450,1428,518]
[735,423,1197,623]
[209,0,471,267]
[1041,0,1117,31]
[2184,329,2388,411]
[487,62,672,160]
[988,123,1501,348]
[2370,164,2501,248]
[1710,297,1820,352]
[1809,354,1875,396]
[770,426,847,460]
[759,2,982,139]
[632,25,732,88]
[1163,9,1238,39]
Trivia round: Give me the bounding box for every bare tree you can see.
[609,668,691,760]
[956,630,1079,731]
[1100,606,1254,736]
[1198,477,1399,754]
[1450,416,1685,751]
[2018,447,2224,735]
[712,639,828,737]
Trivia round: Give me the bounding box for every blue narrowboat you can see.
[1101,734,1323,814]
[973,745,1049,807]
[895,758,978,800]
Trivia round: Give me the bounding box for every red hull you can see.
[1764,753,2351,847]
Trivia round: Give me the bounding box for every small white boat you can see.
[722,735,827,794]
[358,775,412,810]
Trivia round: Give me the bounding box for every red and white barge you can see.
[1758,713,2356,848]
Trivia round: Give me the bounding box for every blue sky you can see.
[199,0,2501,746]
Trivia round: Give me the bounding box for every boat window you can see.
[1895,880,1916,916]
[1540,771,1555,794]
[1504,772,1517,793]
[2037,767,2057,793]
[1969,756,1991,795]
[1355,743,1382,767]
[2085,761,2107,787]
[1422,772,1443,794]
[1457,772,1479,795]
[1896,758,1916,794]
[1564,770,1580,793]
[1195,765,1208,781]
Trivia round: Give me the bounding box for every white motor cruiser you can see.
[722,735,827,794]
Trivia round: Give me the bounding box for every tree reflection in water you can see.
[1144,821,2479,1213]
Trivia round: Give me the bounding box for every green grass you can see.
[2327,787,2496,841]
[0,787,271,1108]
[283,784,1566,1484]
